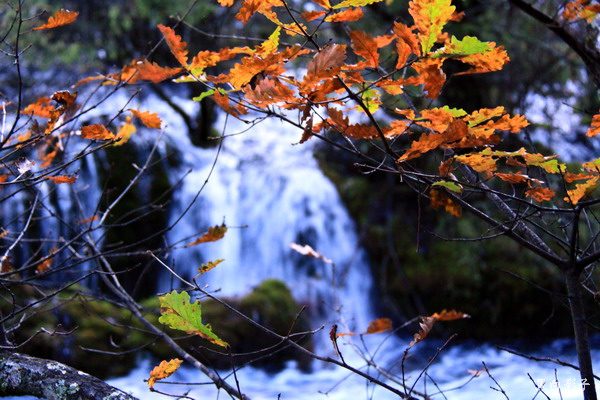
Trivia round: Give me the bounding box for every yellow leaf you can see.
[332,0,384,9]
[148,359,182,389]
[409,0,456,54]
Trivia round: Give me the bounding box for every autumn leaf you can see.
[325,8,364,22]
[526,186,556,203]
[47,175,77,184]
[217,0,235,6]
[304,44,347,87]
[430,188,461,217]
[130,109,162,129]
[257,27,281,57]
[33,9,79,31]
[410,316,435,346]
[409,0,456,54]
[115,117,137,145]
[81,124,115,140]
[430,309,470,321]
[434,35,491,58]
[315,0,332,8]
[198,259,224,274]
[366,318,393,334]
[148,359,182,389]
[290,243,333,264]
[158,290,228,347]
[36,248,57,274]
[22,97,56,118]
[332,0,384,9]
[563,0,600,22]
[349,30,379,68]
[186,224,228,247]
[586,113,600,137]
[565,177,599,205]
[455,42,510,75]
[158,25,189,67]
[135,60,183,84]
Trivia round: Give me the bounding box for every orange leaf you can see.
[130,109,162,129]
[430,188,461,217]
[213,90,248,118]
[22,97,56,118]
[148,359,183,389]
[303,10,327,21]
[158,25,189,67]
[314,0,332,8]
[349,30,379,68]
[525,187,555,203]
[81,124,114,140]
[455,43,510,75]
[217,0,235,5]
[325,8,364,22]
[135,60,183,84]
[36,248,57,274]
[430,309,470,321]
[47,175,77,184]
[186,224,228,247]
[33,9,78,31]
[409,58,446,99]
[366,318,393,334]
[565,177,599,205]
[586,113,600,137]
[495,173,529,184]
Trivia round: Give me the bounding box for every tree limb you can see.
[0,351,138,400]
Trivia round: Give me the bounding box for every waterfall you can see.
[150,94,375,330]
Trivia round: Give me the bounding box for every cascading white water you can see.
[152,94,374,331]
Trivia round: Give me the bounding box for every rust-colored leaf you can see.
[22,97,56,119]
[366,318,393,334]
[81,124,115,140]
[148,359,183,389]
[33,9,79,31]
[325,8,364,22]
[130,109,162,129]
[430,309,470,321]
[349,30,379,68]
[586,113,600,137]
[304,44,347,87]
[410,316,435,346]
[158,24,189,67]
[525,186,555,203]
[47,175,77,184]
[186,224,228,247]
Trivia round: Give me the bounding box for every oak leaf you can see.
[525,187,556,203]
[332,0,384,9]
[565,177,599,205]
[349,30,379,68]
[158,25,189,67]
[586,113,600,137]
[81,124,114,140]
[33,9,79,31]
[148,359,182,389]
[159,291,228,347]
[186,224,228,247]
[130,109,162,129]
[366,318,393,334]
[325,8,364,22]
[409,0,455,54]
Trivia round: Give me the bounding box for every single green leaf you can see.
[439,105,467,118]
[158,290,228,347]
[332,0,384,10]
[432,180,463,193]
[433,36,491,58]
[193,89,215,102]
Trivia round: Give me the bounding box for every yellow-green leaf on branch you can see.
[198,259,224,274]
[409,0,456,54]
[158,290,228,347]
[333,0,384,10]
[432,180,463,193]
[433,36,492,58]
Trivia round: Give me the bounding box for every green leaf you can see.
[358,88,381,114]
[433,36,491,58]
[192,89,215,102]
[432,180,463,193]
[439,105,467,118]
[158,290,228,347]
[332,0,384,10]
